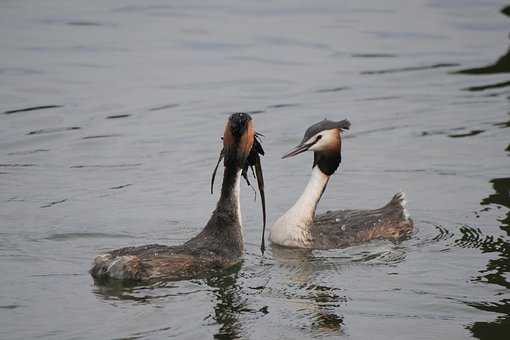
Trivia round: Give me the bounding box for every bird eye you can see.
[316,135,322,141]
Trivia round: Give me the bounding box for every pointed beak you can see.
[281,142,313,159]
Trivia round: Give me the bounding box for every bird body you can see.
[90,113,265,283]
[270,119,413,249]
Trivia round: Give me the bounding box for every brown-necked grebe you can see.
[269,119,413,249]
[90,112,266,283]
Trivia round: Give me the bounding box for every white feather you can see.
[270,167,329,247]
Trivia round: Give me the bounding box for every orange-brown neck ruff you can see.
[238,119,254,164]
[223,118,254,169]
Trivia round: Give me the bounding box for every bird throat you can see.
[294,166,330,220]
[218,165,242,227]
[313,150,341,176]
[269,166,330,248]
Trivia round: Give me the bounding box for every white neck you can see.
[270,166,329,247]
[234,169,242,228]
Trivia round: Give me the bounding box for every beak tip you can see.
[281,143,309,159]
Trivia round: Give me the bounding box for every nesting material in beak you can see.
[242,132,266,254]
[210,113,267,255]
[210,149,224,195]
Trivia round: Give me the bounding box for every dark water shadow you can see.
[0,304,22,310]
[66,21,106,27]
[82,134,122,140]
[420,126,475,138]
[266,103,299,109]
[361,63,459,75]
[4,105,63,115]
[351,53,397,58]
[70,163,141,169]
[27,126,80,135]
[455,5,510,96]
[456,52,510,75]
[346,125,405,139]
[315,86,349,93]
[148,104,180,112]
[357,95,400,101]
[7,149,49,156]
[40,199,67,208]
[448,129,485,138]
[463,80,510,92]
[106,114,131,119]
[464,177,510,339]
[460,8,510,336]
[494,113,510,128]
[455,24,510,77]
[0,163,37,167]
[109,184,132,190]
[44,232,136,241]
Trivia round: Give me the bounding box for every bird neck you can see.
[217,165,242,222]
[291,166,330,221]
[186,164,243,256]
[314,148,341,176]
[270,166,330,248]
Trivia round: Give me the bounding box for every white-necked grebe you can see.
[90,112,266,283]
[270,119,413,249]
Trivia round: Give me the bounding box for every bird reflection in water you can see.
[270,246,346,335]
[204,264,246,339]
[92,264,249,339]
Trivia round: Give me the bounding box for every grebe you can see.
[90,112,266,283]
[270,119,413,249]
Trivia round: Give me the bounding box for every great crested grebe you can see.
[90,112,266,282]
[270,119,413,249]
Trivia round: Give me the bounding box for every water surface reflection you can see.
[271,246,345,336]
[454,6,510,337]
[467,176,510,339]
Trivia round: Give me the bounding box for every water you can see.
[1,0,509,339]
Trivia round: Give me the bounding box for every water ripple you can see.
[27,126,80,135]
[40,199,67,208]
[44,232,136,241]
[106,114,131,119]
[4,105,63,115]
[361,63,459,75]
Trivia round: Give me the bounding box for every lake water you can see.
[1,0,509,339]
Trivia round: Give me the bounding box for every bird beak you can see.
[281,142,313,159]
